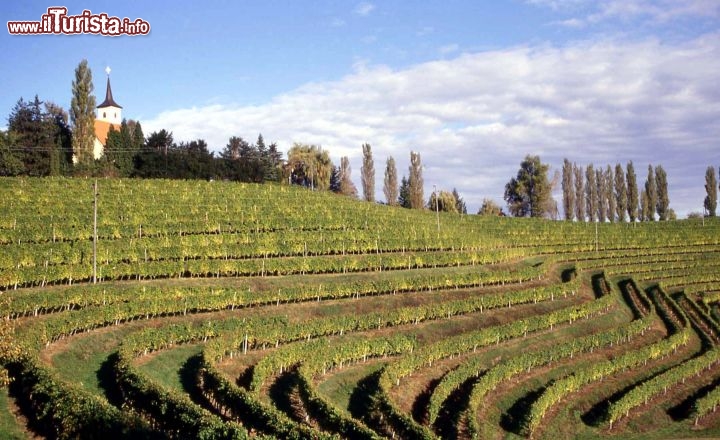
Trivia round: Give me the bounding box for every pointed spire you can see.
[97,68,122,109]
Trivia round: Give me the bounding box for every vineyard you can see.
[2,176,720,440]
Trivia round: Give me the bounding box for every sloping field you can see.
[1,177,720,439]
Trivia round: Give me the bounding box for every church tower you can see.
[91,66,123,160]
[97,66,122,124]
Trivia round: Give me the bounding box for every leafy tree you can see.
[383,156,398,206]
[101,119,136,177]
[605,165,615,223]
[7,96,68,176]
[398,176,411,208]
[360,143,375,202]
[265,142,283,182]
[428,190,459,213]
[452,188,467,214]
[329,165,341,193]
[705,166,717,217]
[478,199,503,216]
[614,163,627,222]
[44,101,73,176]
[70,59,96,167]
[504,155,553,218]
[627,161,639,222]
[338,156,358,198]
[655,165,669,220]
[133,129,174,177]
[129,120,145,151]
[573,163,585,222]
[562,158,574,220]
[585,164,597,222]
[408,151,424,209]
[645,165,657,221]
[100,125,123,177]
[285,144,332,190]
[0,130,24,176]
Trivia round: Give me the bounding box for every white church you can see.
[92,67,122,159]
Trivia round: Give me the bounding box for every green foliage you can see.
[627,161,639,221]
[615,163,627,222]
[361,143,375,202]
[383,156,398,206]
[504,155,553,218]
[339,156,358,197]
[562,158,574,220]
[477,198,503,216]
[70,59,96,167]
[427,189,458,213]
[285,143,332,190]
[573,163,585,221]
[705,166,717,217]
[655,165,670,220]
[408,151,424,209]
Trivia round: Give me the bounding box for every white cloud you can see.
[144,34,720,216]
[353,2,375,16]
[530,0,720,27]
[439,44,460,55]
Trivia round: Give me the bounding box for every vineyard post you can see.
[595,221,598,252]
[93,179,98,284]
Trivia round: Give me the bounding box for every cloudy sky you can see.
[3,0,719,215]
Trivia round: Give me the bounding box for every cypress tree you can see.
[705,166,717,217]
[573,163,585,221]
[627,161,639,222]
[408,151,424,209]
[383,156,398,206]
[614,163,626,222]
[70,59,96,167]
[655,165,669,220]
[360,143,375,202]
[562,158,574,220]
[645,165,657,221]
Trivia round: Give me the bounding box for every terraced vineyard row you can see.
[1,177,720,439]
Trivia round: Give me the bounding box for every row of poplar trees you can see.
[561,159,673,222]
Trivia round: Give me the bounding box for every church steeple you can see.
[96,66,122,124]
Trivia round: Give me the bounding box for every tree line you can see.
[560,159,676,222]
[285,144,468,213]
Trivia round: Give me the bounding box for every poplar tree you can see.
[562,158,574,220]
[614,163,626,222]
[339,156,358,198]
[655,165,669,220]
[606,165,615,223]
[596,168,606,222]
[408,151,424,209]
[645,165,657,221]
[383,156,398,206]
[573,163,585,221]
[640,188,650,221]
[586,164,597,222]
[705,166,717,217]
[627,161,639,222]
[360,143,375,202]
[70,59,96,166]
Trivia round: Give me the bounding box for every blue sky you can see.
[3,1,720,216]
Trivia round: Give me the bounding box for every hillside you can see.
[1,177,720,439]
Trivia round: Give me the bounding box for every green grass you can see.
[135,344,203,392]
[0,389,27,440]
